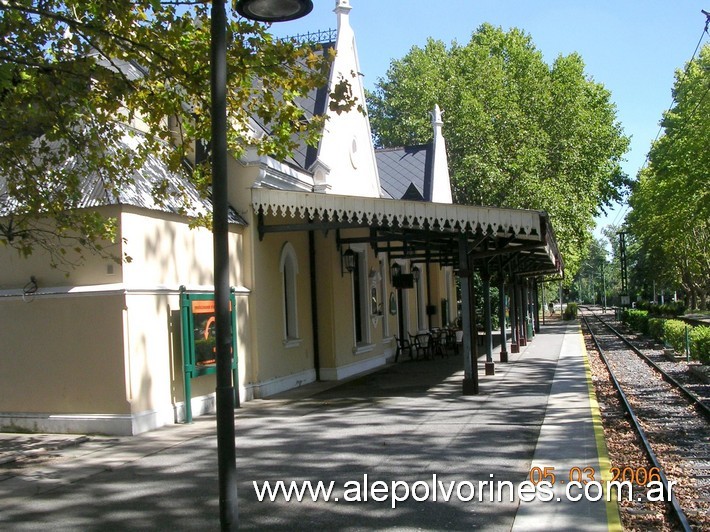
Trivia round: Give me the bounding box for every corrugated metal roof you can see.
[0,133,246,225]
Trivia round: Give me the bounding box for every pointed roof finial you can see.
[335,0,352,15]
[431,104,444,127]
[335,0,352,31]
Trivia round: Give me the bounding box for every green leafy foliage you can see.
[366,24,630,279]
[0,1,350,266]
[689,326,710,364]
[572,236,611,304]
[563,302,578,320]
[635,301,687,317]
[195,338,216,365]
[663,319,688,354]
[623,309,649,335]
[627,45,710,310]
[648,318,665,342]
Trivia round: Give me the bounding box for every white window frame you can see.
[279,242,301,347]
[350,244,372,352]
[378,254,390,338]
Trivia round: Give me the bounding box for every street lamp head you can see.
[235,0,313,22]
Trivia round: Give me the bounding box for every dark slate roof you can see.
[375,144,432,201]
[249,43,334,172]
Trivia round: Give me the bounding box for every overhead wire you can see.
[609,9,710,229]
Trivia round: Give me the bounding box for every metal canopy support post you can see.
[458,235,478,395]
[468,253,480,372]
[525,280,533,340]
[533,279,541,334]
[541,282,547,325]
[498,259,509,362]
[482,262,494,375]
[518,279,527,347]
[510,275,520,353]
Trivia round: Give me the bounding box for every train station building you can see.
[0,0,562,435]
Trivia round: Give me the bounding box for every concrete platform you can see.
[0,320,617,530]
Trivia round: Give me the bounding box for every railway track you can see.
[580,307,710,531]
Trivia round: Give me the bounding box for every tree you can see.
[367,24,630,279]
[627,44,710,310]
[0,1,352,267]
[573,236,610,305]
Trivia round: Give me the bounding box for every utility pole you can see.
[618,231,629,307]
[601,261,607,311]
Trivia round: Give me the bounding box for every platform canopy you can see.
[252,188,563,278]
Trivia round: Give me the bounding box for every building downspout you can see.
[309,229,321,381]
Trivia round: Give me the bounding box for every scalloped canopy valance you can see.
[251,188,562,276]
[252,188,541,237]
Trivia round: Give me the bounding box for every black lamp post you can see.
[211,1,313,530]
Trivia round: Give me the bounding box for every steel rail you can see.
[581,312,692,532]
[588,308,710,422]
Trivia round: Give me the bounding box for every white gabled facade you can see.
[312,0,381,198]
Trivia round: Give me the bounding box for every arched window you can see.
[279,242,299,343]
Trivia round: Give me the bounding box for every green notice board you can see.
[180,290,238,422]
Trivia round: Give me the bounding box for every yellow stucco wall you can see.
[248,218,314,386]
[0,294,127,415]
[315,229,394,376]
[0,206,124,290]
[120,208,244,287]
[118,209,249,410]
[0,199,457,430]
[0,206,250,431]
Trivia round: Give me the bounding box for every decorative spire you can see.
[430,104,452,204]
[431,104,444,128]
[334,0,352,38]
[335,0,352,14]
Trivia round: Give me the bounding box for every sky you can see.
[267,0,710,240]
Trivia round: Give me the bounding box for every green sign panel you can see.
[180,290,238,422]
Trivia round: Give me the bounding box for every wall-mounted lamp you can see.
[390,261,401,283]
[23,276,38,295]
[411,266,421,283]
[342,248,356,276]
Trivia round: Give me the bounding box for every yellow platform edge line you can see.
[578,328,623,532]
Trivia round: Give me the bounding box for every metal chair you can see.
[394,335,412,361]
[444,328,458,356]
[430,328,445,358]
[410,332,432,360]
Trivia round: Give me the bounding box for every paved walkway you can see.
[511,326,619,531]
[0,321,616,531]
